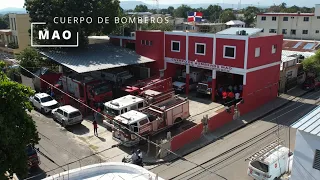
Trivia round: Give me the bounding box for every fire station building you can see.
[110,28,283,113]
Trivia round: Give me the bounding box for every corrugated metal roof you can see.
[39,44,155,73]
[291,106,320,136]
[282,50,315,58]
[216,27,262,36]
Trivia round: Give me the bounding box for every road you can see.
[149,90,320,180]
[27,111,102,180]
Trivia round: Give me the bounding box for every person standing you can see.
[235,91,240,103]
[93,120,98,136]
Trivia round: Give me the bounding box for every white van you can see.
[247,145,293,180]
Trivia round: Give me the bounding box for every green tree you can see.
[141,22,173,31]
[205,5,222,22]
[134,5,148,12]
[219,10,236,23]
[302,50,320,75]
[25,0,121,47]
[167,6,174,16]
[0,61,40,178]
[243,6,260,27]
[174,5,192,18]
[0,17,8,29]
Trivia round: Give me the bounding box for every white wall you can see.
[256,14,320,40]
[291,130,320,180]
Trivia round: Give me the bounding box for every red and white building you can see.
[110,28,283,114]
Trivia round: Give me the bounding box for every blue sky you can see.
[1,0,318,9]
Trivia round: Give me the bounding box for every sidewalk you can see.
[143,87,309,164]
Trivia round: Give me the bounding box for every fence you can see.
[170,124,203,151]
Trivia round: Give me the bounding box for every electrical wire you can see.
[18,64,225,179]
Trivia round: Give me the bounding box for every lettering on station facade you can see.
[165,58,232,72]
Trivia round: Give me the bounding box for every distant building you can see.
[290,106,320,180]
[175,22,227,33]
[0,13,30,54]
[256,4,320,40]
[279,53,300,93]
[225,20,246,27]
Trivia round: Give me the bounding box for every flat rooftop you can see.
[216,27,263,36]
[104,95,144,109]
[39,43,155,73]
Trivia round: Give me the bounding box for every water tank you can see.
[236,30,240,35]
[240,30,246,35]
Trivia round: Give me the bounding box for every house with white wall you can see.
[290,106,320,180]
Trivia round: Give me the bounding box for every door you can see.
[33,97,41,109]
[167,110,173,125]
[55,109,64,123]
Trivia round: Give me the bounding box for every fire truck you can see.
[55,75,113,115]
[112,96,190,147]
[121,77,172,96]
[173,69,203,93]
[103,90,175,126]
[197,72,213,95]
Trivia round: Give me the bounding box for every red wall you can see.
[208,109,234,131]
[188,36,213,64]
[41,73,62,91]
[215,38,245,68]
[171,124,203,151]
[240,65,280,114]
[247,35,283,69]
[136,31,165,70]
[165,34,186,59]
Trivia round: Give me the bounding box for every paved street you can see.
[148,90,320,180]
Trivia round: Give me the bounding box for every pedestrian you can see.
[227,91,235,106]
[222,91,227,105]
[93,120,98,136]
[235,91,240,103]
[228,85,233,92]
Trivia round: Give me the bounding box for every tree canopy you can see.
[24,0,122,47]
[0,61,40,178]
[301,50,320,75]
[243,6,260,27]
[220,10,236,23]
[0,15,9,29]
[134,5,149,12]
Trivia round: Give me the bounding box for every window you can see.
[131,123,138,132]
[138,102,144,108]
[261,16,266,21]
[148,41,152,46]
[57,109,63,115]
[291,29,296,35]
[286,71,293,79]
[255,47,260,57]
[63,112,68,117]
[272,17,276,21]
[282,29,287,34]
[13,18,16,30]
[171,41,180,52]
[272,45,277,54]
[316,30,319,34]
[141,40,145,45]
[303,17,309,21]
[139,119,149,126]
[313,149,320,171]
[291,17,294,19]
[283,17,288,21]
[269,29,277,33]
[261,29,264,32]
[302,30,308,34]
[195,43,206,55]
[317,16,320,19]
[223,46,236,59]
[34,97,40,102]
[69,111,81,118]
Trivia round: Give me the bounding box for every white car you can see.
[30,93,59,114]
[52,105,83,127]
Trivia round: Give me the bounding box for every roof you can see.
[281,55,297,62]
[35,93,50,98]
[104,95,144,109]
[126,12,153,15]
[0,29,12,33]
[225,20,245,26]
[115,110,147,124]
[257,12,314,16]
[283,40,320,52]
[39,43,155,73]
[263,146,290,165]
[59,105,79,113]
[182,22,225,26]
[43,162,164,180]
[282,50,315,58]
[291,106,320,136]
[216,27,263,36]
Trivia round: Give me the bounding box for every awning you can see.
[39,43,155,73]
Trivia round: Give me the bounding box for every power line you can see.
[18,64,225,179]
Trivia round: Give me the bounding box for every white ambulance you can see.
[247,145,293,180]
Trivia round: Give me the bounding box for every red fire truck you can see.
[55,75,113,115]
[112,96,190,147]
[121,77,172,96]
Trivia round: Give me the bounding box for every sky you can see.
[0,0,318,10]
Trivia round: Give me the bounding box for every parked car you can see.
[52,105,83,127]
[302,77,320,90]
[26,144,40,170]
[30,93,59,114]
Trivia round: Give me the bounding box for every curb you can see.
[146,90,310,165]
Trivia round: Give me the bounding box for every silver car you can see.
[52,105,83,127]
